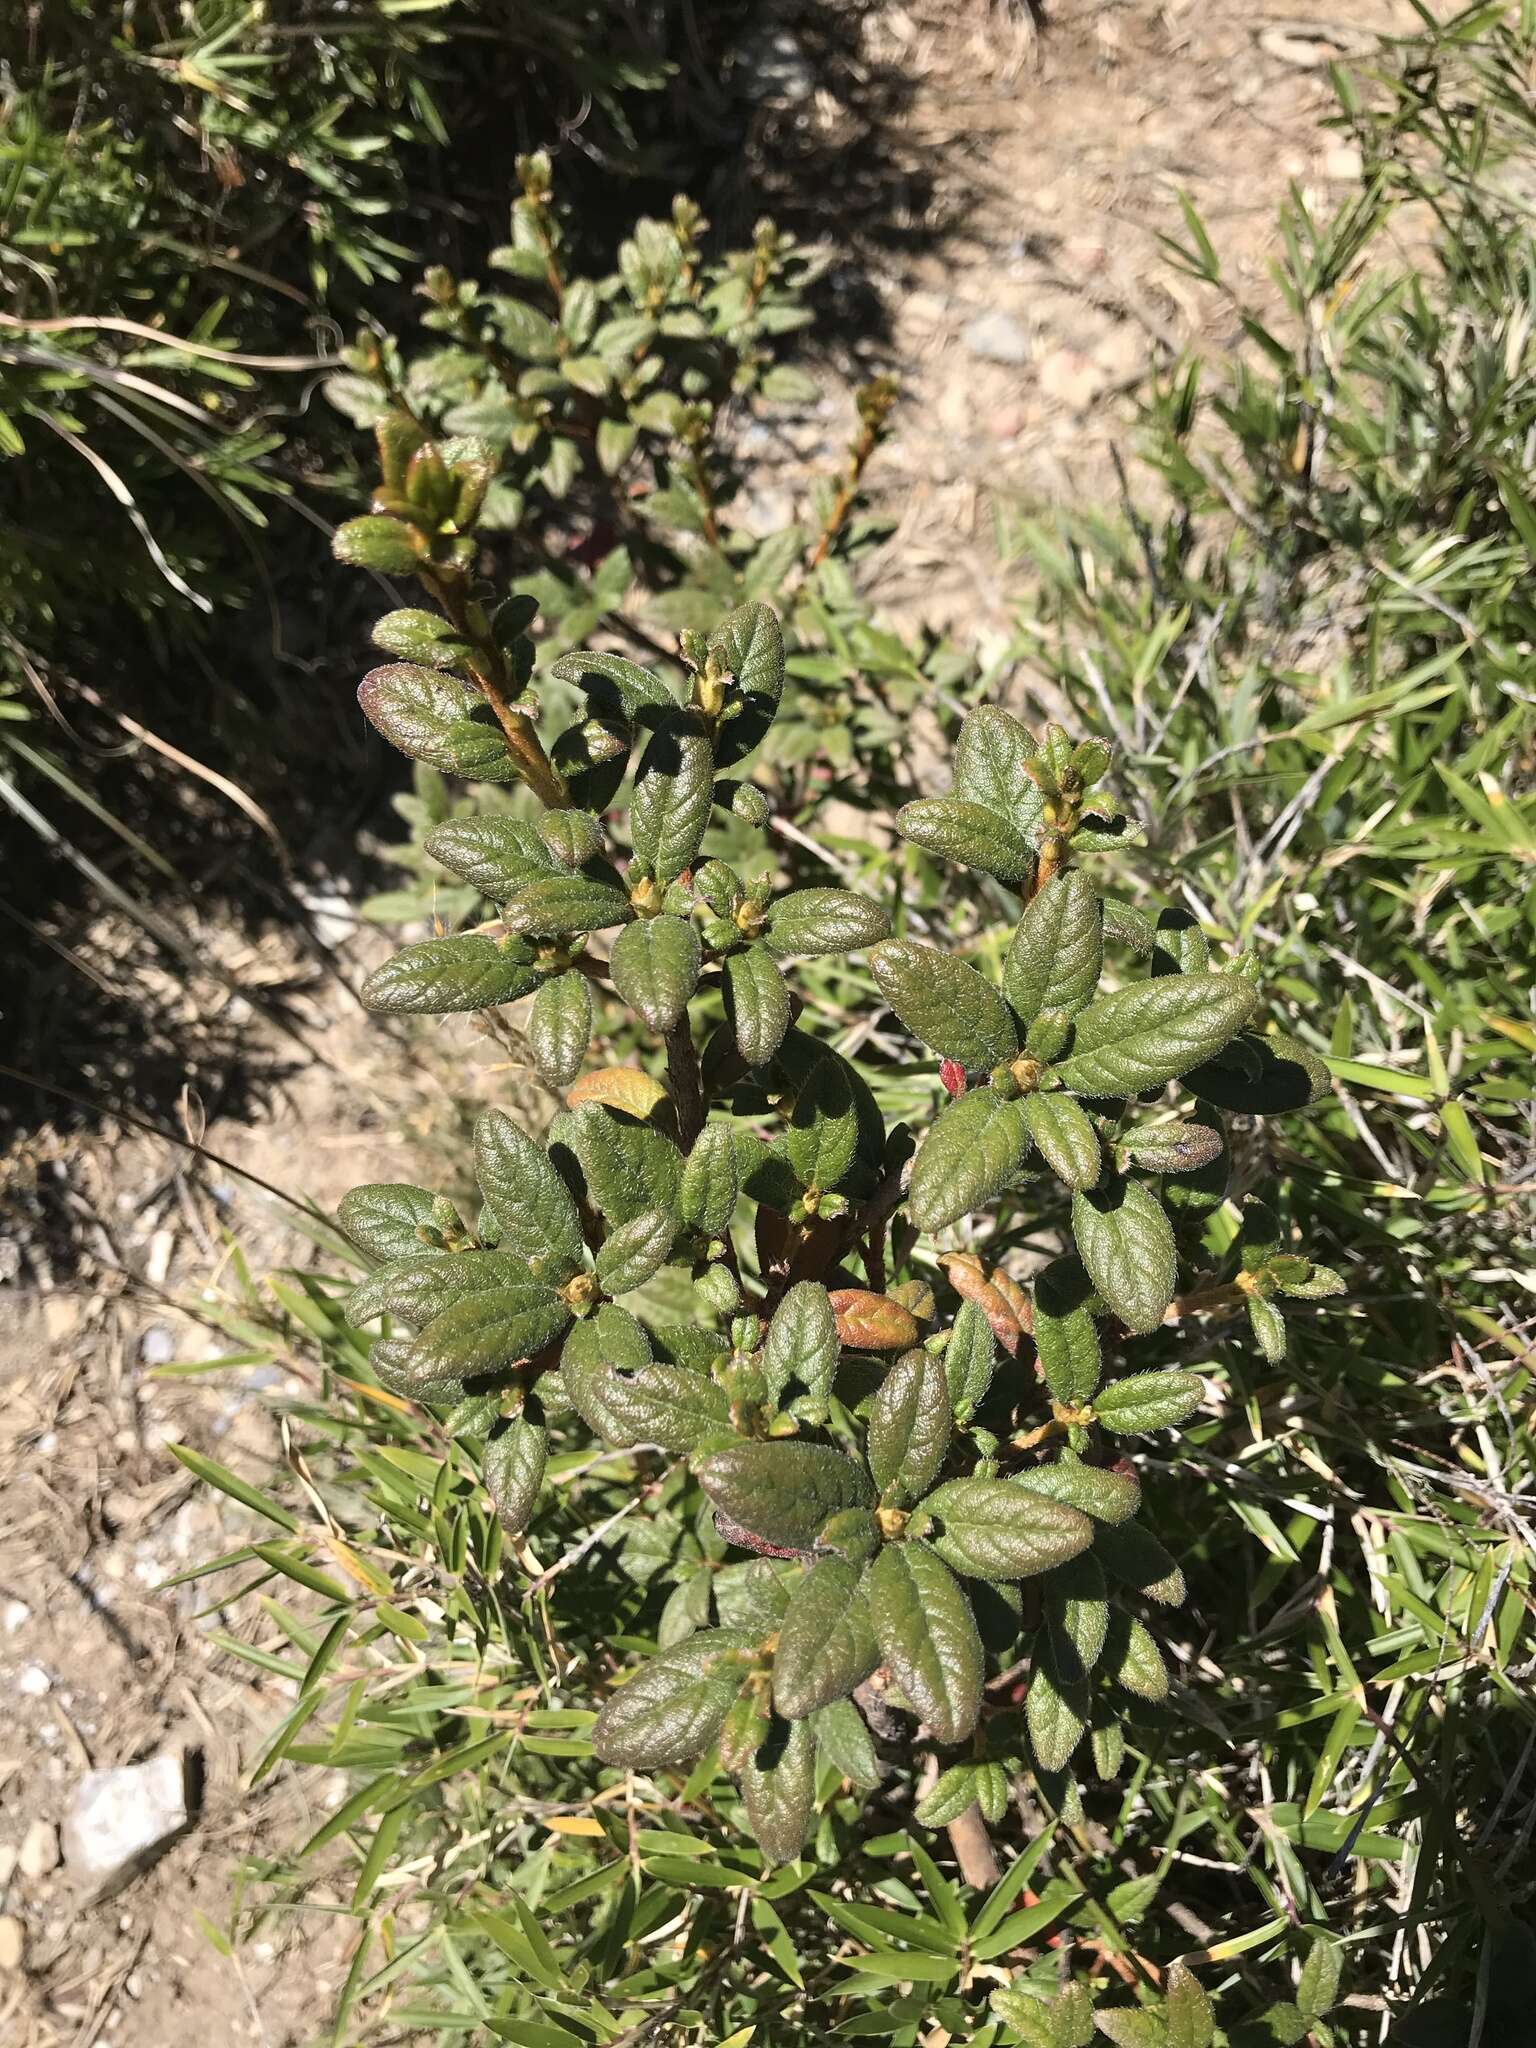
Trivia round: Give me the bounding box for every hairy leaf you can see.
[679,1125,740,1237]
[867,1348,951,1502]
[1003,870,1104,1022]
[871,939,1018,1067]
[609,914,702,1033]
[1051,973,1257,1097]
[784,1053,858,1193]
[1013,1461,1139,1526]
[400,1285,570,1391]
[630,708,715,882]
[919,1477,1095,1579]
[484,1415,546,1536]
[698,1441,874,1553]
[337,1183,438,1262]
[474,1110,585,1279]
[740,1716,817,1864]
[866,1541,983,1744]
[1094,1369,1204,1434]
[896,796,1036,883]
[362,935,540,1015]
[762,1282,838,1406]
[528,970,592,1089]
[724,944,791,1067]
[1023,1091,1103,1190]
[765,887,891,958]
[907,1088,1031,1232]
[773,1558,879,1719]
[593,1206,677,1296]
[591,1630,755,1768]
[1070,1177,1177,1334]
[943,1298,997,1422]
[1032,1257,1102,1407]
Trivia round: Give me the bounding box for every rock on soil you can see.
[63,1754,190,1898]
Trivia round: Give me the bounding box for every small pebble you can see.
[2,1599,29,1634]
[19,1819,59,1879]
[0,1915,24,1970]
[18,1664,51,1698]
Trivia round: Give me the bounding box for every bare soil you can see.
[0,4,1421,2040]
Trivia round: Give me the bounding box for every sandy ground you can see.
[0,4,1423,2040]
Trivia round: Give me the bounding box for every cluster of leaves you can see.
[313,366,1353,1886]
[168,9,1533,2040]
[329,149,930,931]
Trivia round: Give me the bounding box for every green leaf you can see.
[474,1110,585,1279]
[1003,871,1103,1022]
[918,1762,988,1828]
[1106,1613,1170,1701]
[1296,1935,1342,2021]
[871,940,1019,1068]
[784,1053,859,1194]
[740,1717,817,1865]
[679,1125,741,1237]
[349,1248,534,1330]
[762,1283,838,1406]
[337,1183,438,1262]
[724,944,791,1068]
[362,936,541,1016]
[812,1698,882,1788]
[484,1416,546,1537]
[630,709,715,883]
[591,1630,755,1768]
[1166,1960,1216,2048]
[500,872,632,938]
[866,1542,983,1744]
[1094,1520,1186,1606]
[699,1441,874,1552]
[1070,1178,1177,1334]
[605,1361,732,1455]
[549,1103,682,1225]
[593,1207,677,1296]
[952,704,1047,838]
[709,602,785,766]
[1095,2012,1166,2048]
[559,1304,653,1442]
[1026,1654,1089,1773]
[371,608,467,671]
[1093,1370,1204,1435]
[1032,1258,1102,1407]
[400,1286,570,1392]
[1186,1031,1331,1114]
[610,915,702,1033]
[943,1299,996,1422]
[1044,1552,1109,1681]
[918,1478,1094,1581]
[550,647,677,718]
[1248,1294,1288,1363]
[358,665,518,781]
[1023,1092,1102,1191]
[896,797,1035,883]
[765,888,891,958]
[334,516,421,574]
[1013,1462,1139,1526]
[424,815,559,898]
[528,970,592,1089]
[1051,974,1257,1097]
[907,1089,1031,1232]
[773,1558,879,1719]
[867,1348,951,1503]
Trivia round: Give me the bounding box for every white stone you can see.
[2,1599,29,1634]
[0,1915,24,1970]
[962,309,1032,367]
[62,1755,188,1896]
[18,1663,51,1697]
[19,1819,59,1879]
